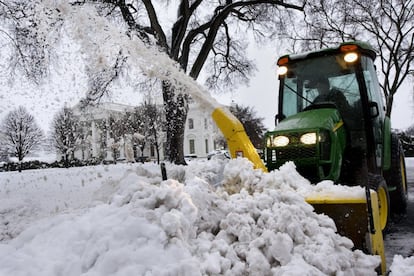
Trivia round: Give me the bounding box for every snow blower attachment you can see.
[306,191,386,273]
[212,105,386,274]
[212,42,409,275]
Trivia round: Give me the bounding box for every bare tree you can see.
[295,0,414,117]
[2,0,305,164]
[0,106,44,170]
[51,107,80,167]
[138,101,165,164]
[0,131,9,162]
[122,102,164,163]
[107,114,128,163]
[0,1,59,82]
[108,1,304,164]
[123,107,145,160]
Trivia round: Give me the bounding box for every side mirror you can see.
[275,114,286,126]
[369,101,379,118]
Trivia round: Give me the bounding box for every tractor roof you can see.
[278,41,377,65]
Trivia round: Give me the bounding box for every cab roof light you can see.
[277,56,289,65]
[340,44,358,52]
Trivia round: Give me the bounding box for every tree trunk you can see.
[64,153,69,168]
[153,132,160,165]
[17,149,23,172]
[155,141,160,164]
[113,148,117,164]
[162,81,188,165]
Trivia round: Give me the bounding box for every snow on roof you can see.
[72,102,135,115]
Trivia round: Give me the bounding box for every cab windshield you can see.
[280,54,361,118]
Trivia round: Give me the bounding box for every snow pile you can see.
[389,255,414,275]
[0,158,383,275]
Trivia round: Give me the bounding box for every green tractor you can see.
[212,41,408,273]
[263,41,408,265]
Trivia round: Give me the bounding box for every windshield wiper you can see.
[284,83,312,104]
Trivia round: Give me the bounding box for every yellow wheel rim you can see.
[377,186,388,231]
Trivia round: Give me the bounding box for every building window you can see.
[188,118,194,129]
[205,139,209,153]
[204,118,208,130]
[189,139,195,154]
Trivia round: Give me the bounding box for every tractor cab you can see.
[265,42,390,186]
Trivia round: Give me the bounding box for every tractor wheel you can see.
[384,133,408,214]
[370,174,390,233]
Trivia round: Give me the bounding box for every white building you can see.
[70,100,223,163]
[183,100,224,158]
[71,102,166,163]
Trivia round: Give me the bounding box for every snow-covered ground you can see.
[0,158,413,275]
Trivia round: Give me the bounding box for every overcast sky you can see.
[0,26,412,133]
[0,1,412,133]
[0,41,412,134]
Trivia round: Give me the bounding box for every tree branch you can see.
[189,0,303,79]
[141,0,169,50]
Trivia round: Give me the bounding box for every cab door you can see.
[360,56,386,171]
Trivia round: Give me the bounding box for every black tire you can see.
[384,133,408,214]
[369,174,390,233]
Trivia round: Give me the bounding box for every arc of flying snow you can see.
[46,1,223,112]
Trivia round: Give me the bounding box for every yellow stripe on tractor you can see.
[332,120,344,132]
[211,106,386,275]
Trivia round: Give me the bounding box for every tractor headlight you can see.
[273,135,290,147]
[300,132,317,145]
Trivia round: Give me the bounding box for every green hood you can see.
[274,108,343,133]
[265,107,347,182]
